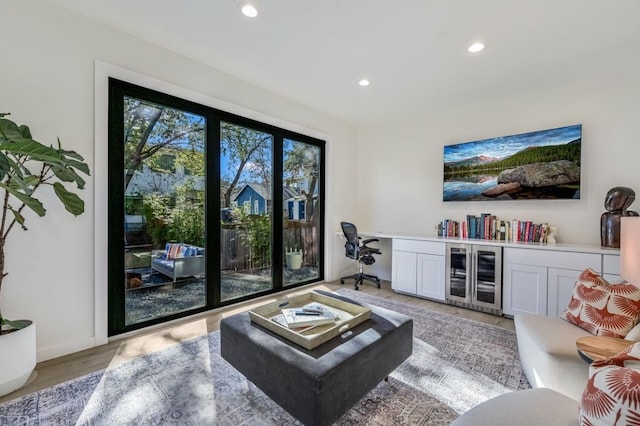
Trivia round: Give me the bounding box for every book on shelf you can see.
[279,303,339,328]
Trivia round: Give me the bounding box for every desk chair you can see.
[339,221,381,290]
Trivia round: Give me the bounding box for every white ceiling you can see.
[46,0,640,127]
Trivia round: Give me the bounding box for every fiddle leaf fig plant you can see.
[0,113,90,332]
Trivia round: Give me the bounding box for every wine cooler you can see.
[445,243,503,315]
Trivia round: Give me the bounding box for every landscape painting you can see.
[443,124,582,202]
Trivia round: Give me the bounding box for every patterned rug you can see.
[0,289,530,425]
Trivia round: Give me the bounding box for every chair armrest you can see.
[362,238,379,245]
[151,250,167,258]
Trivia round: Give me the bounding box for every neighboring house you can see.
[283,186,305,220]
[126,156,205,197]
[233,182,313,220]
[234,183,271,215]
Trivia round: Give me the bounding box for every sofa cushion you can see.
[579,342,640,425]
[561,268,640,338]
[166,243,186,260]
[183,245,198,257]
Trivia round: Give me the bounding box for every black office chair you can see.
[339,221,381,290]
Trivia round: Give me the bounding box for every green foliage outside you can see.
[444,141,581,179]
[235,209,271,268]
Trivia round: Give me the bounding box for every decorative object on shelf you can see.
[600,186,638,248]
[443,124,582,202]
[0,113,90,397]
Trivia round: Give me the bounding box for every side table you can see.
[576,335,634,363]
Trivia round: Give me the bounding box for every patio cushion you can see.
[166,243,186,259]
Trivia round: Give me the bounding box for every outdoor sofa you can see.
[151,242,205,281]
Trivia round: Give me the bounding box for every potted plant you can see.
[0,113,89,396]
[285,247,303,270]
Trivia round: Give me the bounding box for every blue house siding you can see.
[235,186,267,214]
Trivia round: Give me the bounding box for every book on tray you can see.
[276,303,339,328]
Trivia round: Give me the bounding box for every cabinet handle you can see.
[472,252,476,298]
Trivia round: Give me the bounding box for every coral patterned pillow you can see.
[561,268,640,338]
[579,342,640,425]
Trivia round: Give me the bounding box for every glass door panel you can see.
[447,246,469,300]
[282,139,321,286]
[473,246,502,307]
[220,122,274,301]
[123,97,206,326]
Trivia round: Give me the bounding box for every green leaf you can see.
[9,206,26,229]
[53,182,85,215]
[53,166,86,189]
[0,182,46,216]
[0,140,65,166]
[3,319,30,330]
[63,158,90,177]
[52,165,75,182]
[0,152,9,180]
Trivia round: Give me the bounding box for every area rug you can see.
[0,289,530,425]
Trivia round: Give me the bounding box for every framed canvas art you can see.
[443,124,581,202]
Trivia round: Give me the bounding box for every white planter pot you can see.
[0,321,36,397]
[286,252,303,270]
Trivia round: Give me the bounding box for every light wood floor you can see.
[0,280,514,404]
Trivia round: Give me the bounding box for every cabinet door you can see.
[503,262,548,316]
[416,254,446,302]
[548,268,580,318]
[392,250,417,294]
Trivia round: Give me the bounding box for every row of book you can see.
[438,214,553,243]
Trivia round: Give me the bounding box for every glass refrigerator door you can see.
[473,247,502,308]
[448,246,469,300]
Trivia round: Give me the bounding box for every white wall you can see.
[356,43,640,247]
[2,1,357,361]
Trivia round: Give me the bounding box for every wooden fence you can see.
[220,222,318,271]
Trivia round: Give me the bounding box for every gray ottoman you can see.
[220,293,413,426]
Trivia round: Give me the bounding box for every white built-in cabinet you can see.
[392,239,446,302]
[387,234,621,318]
[502,247,619,318]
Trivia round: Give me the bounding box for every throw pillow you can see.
[579,342,640,425]
[561,268,640,338]
[166,243,185,260]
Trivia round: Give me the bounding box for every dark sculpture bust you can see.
[601,186,639,248]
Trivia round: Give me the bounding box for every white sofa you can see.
[451,388,579,426]
[514,313,592,400]
[452,314,594,426]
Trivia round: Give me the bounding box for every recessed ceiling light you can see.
[241,4,258,18]
[468,42,485,53]
[358,79,370,87]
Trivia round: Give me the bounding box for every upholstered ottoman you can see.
[220,294,413,426]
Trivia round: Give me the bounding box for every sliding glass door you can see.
[220,122,274,302]
[108,78,324,336]
[283,138,322,286]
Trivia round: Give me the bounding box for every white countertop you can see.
[357,231,620,255]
